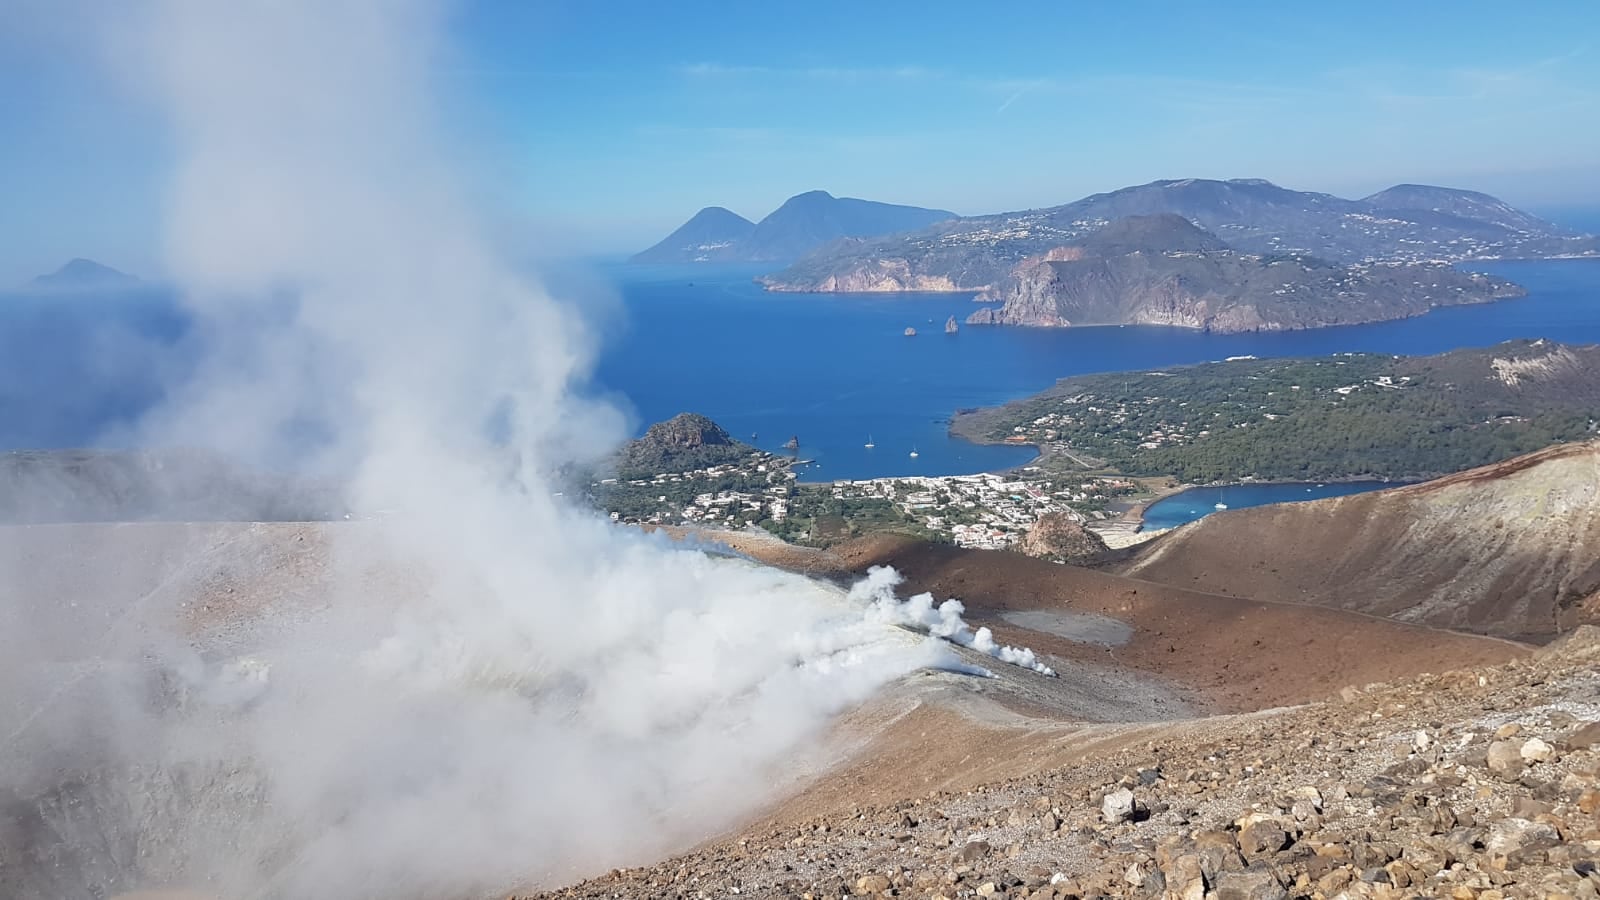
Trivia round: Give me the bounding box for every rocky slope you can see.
[1117,441,1600,642]
[963,215,1520,332]
[535,627,1600,900]
[760,178,1599,294]
[634,191,955,264]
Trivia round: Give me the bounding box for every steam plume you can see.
[0,2,1052,898]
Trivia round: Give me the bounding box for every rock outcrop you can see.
[1018,512,1109,564]
[616,412,752,476]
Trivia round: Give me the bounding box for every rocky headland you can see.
[962,215,1521,333]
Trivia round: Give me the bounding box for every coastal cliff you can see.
[759,257,968,293]
[965,215,1522,333]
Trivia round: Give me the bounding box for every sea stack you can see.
[945,315,959,334]
[904,327,917,337]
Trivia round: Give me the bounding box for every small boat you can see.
[909,446,920,458]
[1213,502,1228,510]
[864,434,875,449]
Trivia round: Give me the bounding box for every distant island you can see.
[952,338,1600,483]
[752,177,1597,330]
[631,190,955,264]
[25,258,140,292]
[962,214,1522,333]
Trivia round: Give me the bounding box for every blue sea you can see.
[1140,481,1406,531]
[594,258,1600,480]
[3,258,1598,484]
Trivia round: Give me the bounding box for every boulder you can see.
[1101,788,1137,824]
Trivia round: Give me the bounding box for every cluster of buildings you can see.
[598,456,797,526]
[828,471,1127,550]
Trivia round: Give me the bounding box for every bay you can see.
[1140,481,1406,531]
[595,258,1600,481]
[2,258,1597,487]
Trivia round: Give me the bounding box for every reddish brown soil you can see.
[1115,441,1600,642]
[814,535,1524,714]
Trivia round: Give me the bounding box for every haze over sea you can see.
[596,258,1600,481]
[3,257,1598,484]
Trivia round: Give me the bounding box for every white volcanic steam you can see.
[0,2,1052,899]
[853,565,1057,676]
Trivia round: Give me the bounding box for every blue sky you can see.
[2,0,1598,280]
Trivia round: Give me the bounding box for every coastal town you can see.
[590,445,1144,552]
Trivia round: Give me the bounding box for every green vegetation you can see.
[952,341,1600,483]
[760,489,936,546]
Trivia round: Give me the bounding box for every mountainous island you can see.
[25,258,140,292]
[762,178,1598,291]
[755,177,1596,330]
[963,214,1522,332]
[631,190,956,264]
[952,338,1600,483]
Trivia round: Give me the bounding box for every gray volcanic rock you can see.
[761,177,1600,293]
[964,214,1521,333]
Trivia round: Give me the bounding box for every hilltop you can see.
[952,339,1600,483]
[629,207,756,264]
[759,178,1599,294]
[25,258,140,292]
[963,214,1520,333]
[613,412,754,477]
[632,190,956,264]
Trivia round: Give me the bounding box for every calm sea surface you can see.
[595,258,1600,480]
[3,259,1598,486]
[1140,481,1407,530]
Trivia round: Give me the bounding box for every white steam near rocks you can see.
[852,565,1058,676]
[0,2,1056,899]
